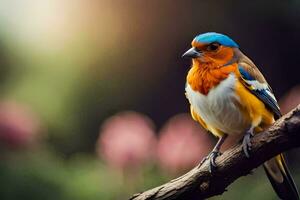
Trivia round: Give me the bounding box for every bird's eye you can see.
[207,42,220,51]
[195,47,201,52]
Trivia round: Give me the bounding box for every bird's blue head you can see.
[182,32,239,65]
[193,32,239,48]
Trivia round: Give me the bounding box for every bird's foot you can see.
[242,130,254,158]
[200,150,222,173]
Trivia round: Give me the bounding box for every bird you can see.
[182,32,299,200]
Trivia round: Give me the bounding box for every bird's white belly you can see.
[185,74,250,135]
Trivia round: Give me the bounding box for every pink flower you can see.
[0,101,41,149]
[157,114,213,174]
[97,111,156,170]
[279,85,300,114]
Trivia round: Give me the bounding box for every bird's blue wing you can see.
[238,64,281,119]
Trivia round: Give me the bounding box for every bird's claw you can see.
[242,130,254,158]
[200,150,222,173]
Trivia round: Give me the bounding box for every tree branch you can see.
[130,104,300,200]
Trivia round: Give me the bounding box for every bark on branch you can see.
[130,104,300,200]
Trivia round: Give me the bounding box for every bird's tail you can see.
[263,153,299,200]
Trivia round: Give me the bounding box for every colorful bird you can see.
[182,32,299,199]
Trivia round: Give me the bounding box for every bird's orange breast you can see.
[187,63,238,95]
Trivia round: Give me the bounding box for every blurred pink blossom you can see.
[157,114,213,174]
[0,101,41,149]
[97,111,156,170]
[279,85,300,114]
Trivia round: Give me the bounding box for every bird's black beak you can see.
[182,47,201,59]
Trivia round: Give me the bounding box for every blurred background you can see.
[0,0,299,199]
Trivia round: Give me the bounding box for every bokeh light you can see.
[0,100,41,149]
[157,114,212,174]
[279,85,300,114]
[97,111,156,171]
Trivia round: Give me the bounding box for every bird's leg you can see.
[200,134,228,173]
[242,127,254,158]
